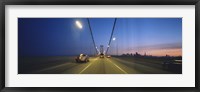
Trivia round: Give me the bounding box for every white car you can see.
[75,54,89,63]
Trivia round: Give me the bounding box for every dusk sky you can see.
[18,18,182,56]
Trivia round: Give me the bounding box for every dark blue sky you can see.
[18,18,182,56]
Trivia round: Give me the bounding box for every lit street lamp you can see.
[75,20,83,29]
[112,37,116,41]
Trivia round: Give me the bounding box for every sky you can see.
[18,18,182,56]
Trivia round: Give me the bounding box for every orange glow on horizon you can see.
[145,48,182,56]
[120,48,182,57]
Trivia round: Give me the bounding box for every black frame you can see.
[0,0,200,92]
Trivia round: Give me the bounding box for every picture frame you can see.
[0,0,199,92]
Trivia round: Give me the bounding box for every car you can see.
[162,60,182,73]
[99,53,104,58]
[75,54,89,63]
[107,55,111,58]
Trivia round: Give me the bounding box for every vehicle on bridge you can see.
[100,53,104,58]
[75,54,89,63]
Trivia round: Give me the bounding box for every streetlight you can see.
[112,37,116,41]
[75,20,83,29]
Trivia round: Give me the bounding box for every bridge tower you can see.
[100,45,104,54]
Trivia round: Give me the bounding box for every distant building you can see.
[144,52,146,56]
[134,52,141,57]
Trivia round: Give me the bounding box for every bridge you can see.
[18,18,182,74]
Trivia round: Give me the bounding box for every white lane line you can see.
[79,63,93,74]
[113,63,128,74]
[106,58,128,74]
[79,57,98,74]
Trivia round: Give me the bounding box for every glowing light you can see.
[112,37,116,41]
[75,21,83,29]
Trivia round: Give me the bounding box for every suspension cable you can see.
[105,18,117,55]
[87,18,98,55]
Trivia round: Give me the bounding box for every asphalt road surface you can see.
[19,56,179,74]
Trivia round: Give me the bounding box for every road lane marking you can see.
[106,58,128,74]
[113,63,128,74]
[112,57,172,74]
[79,63,93,74]
[79,57,98,74]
